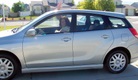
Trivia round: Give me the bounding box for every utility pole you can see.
[2,4,6,30]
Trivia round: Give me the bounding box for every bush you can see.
[0,15,2,18]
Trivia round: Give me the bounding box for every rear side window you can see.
[90,16,104,24]
[108,17,128,28]
[77,15,86,26]
[76,14,106,32]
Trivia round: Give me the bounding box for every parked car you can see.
[0,9,138,80]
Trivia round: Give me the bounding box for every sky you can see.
[0,0,137,8]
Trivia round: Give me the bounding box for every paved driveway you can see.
[12,16,138,80]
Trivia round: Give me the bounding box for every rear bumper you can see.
[128,43,138,63]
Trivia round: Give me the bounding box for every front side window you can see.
[35,14,72,35]
[108,17,128,28]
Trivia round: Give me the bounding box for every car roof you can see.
[56,9,125,18]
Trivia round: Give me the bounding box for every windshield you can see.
[13,10,58,33]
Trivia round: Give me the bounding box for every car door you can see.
[73,14,114,65]
[23,14,74,68]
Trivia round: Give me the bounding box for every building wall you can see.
[43,0,48,6]
[57,0,63,3]
[114,0,122,5]
[115,8,125,14]
[68,0,72,3]
[48,0,56,3]
[0,7,10,17]
[31,1,43,6]
[44,0,72,4]
[127,9,135,16]
[115,8,135,16]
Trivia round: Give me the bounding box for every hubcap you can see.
[109,53,126,71]
[0,58,14,79]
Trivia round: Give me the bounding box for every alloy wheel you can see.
[109,53,126,71]
[0,58,14,79]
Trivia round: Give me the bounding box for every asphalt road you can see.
[0,20,30,26]
[1,16,138,80]
[13,62,138,80]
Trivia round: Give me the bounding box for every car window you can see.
[77,15,86,26]
[35,14,72,35]
[76,14,105,32]
[108,17,128,28]
[89,16,104,25]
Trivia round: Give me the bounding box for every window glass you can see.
[35,14,72,35]
[77,15,86,26]
[90,16,104,24]
[89,16,104,30]
[76,14,105,32]
[109,17,127,28]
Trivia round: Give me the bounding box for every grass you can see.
[2,16,38,21]
[0,25,20,31]
[0,16,38,31]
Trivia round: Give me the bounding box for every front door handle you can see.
[62,37,71,42]
[102,35,109,39]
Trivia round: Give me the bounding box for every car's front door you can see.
[23,14,74,68]
[73,14,114,65]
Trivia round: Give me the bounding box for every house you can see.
[30,0,75,15]
[47,0,76,10]
[30,1,45,15]
[131,2,138,9]
[131,2,138,15]
[114,0,135,16]
[0,4,10,17]
[24,4,30,11]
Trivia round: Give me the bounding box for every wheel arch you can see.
[0,50,22,72]
[103,47,131,64]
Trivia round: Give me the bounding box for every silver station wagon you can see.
[1,10,138,80]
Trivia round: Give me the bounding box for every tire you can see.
[104,50,129,74]
[0,54,20,80]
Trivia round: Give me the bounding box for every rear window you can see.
[109,17,128,28]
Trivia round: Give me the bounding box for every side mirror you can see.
[26,29,36,37]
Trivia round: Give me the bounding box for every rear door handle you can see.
[62,37,71,42]
[102,35,109,39]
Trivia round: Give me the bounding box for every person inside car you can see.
[55,16,70,33]
[89,20,101,30]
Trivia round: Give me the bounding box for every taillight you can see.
[129,28,138,38]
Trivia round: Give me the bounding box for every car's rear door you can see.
[73,14,114,65]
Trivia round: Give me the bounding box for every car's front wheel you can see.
[0,54,19,80]
[104,50,129,73]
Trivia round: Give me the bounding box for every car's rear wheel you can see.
[0,54,19,80]
[104,50,129,73]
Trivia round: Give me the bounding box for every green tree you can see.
[72,0,75,5]
[77,0,95,10]
[12,1,24,13]
[98,0,115,11]
[77,0,115,12]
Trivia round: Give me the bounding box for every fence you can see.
[19,11,31,17]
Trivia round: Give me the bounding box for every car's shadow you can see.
[13,64,138,80]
